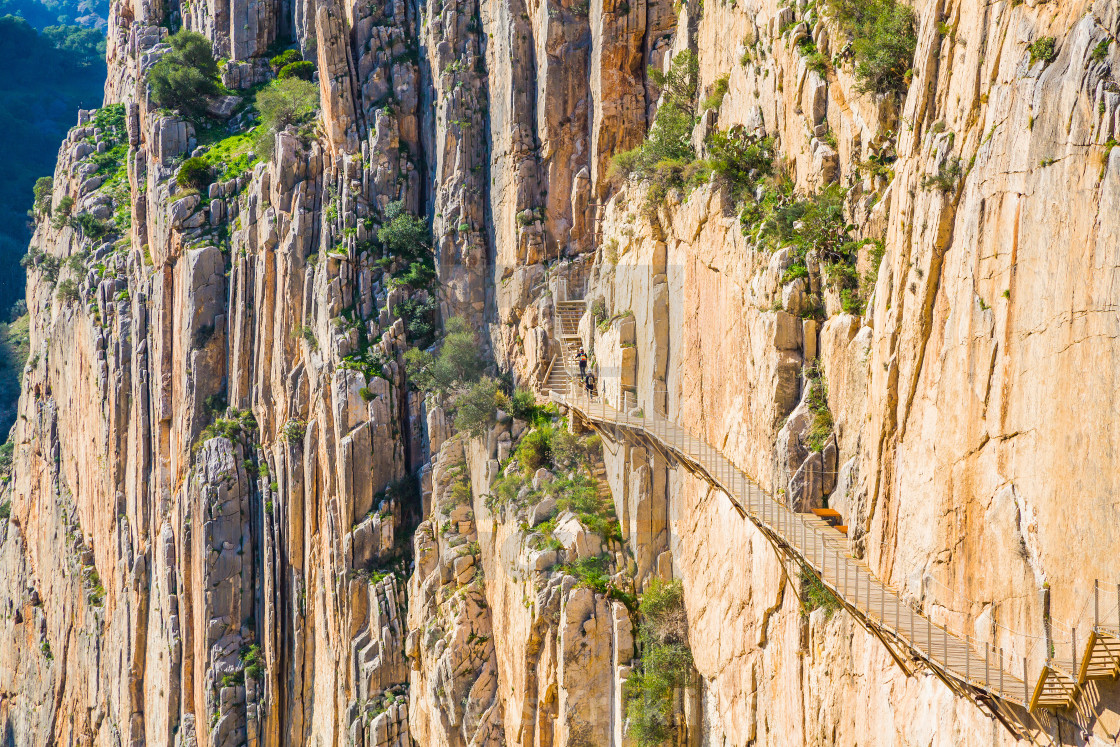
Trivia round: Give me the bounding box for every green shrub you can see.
[68,212,110,239]
[803,360,833,452]
[404,316,485,397]
[147,30,221,117]
[0,501,10,520]
[705,129,775,201]
[269,49,302,72]
[52,195,74,229]
[700,74,729,111]
[282,418,306,442]
[378,200,432,264]
[56,279,79,303]
[242,644,264,679]
[393,295,439,347]
[278,60,315,80]
[1091,39,1110,63]
[800,564,841,617]
[920,156,963,192]
[625,579,694,746]
[824,0,917,95]
[253,77,320,158]
[516,428,552,470]
[359,386,374,402]
[508,388,539,421]
[1028,36,1057,66]
[453,376,501,437]
[177,157,212,189]
[0,441,13,477]
[611,50,699,211]
[33,176,53,214]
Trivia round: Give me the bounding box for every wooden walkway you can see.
[537,293,1120,737]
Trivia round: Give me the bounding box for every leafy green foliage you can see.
[1091,39,1110,63]
[705,129,775,201]
[242,644,264,680]
[0,500,10,520]
[920,156,963,193]
[194,408,257,452]
[1028,36,1056,66]
[196,130,259,181]
[800,564,841,617]
[253,77,319,158]
[32,176,53,214]
[0,0,110,30]
[68,211,110,239]
[700,73,729,111]
[824,0,917,95]
[404,316,485,397]
[56,278,78,303]
[803,360,833,452]
[278,60,314,80]
[453,376,501,437]
[282,418,306,442]
[611,51,699,211]
[625,579,694,746]
[269,48,301,72]
[147,30,220,117]
[176,156,212,189]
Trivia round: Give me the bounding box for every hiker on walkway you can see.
[577,346,587,378]
[585,371,597,398]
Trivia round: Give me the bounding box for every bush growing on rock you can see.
[404,316,485,398]
[147,30,221,117]
[68,211,110,239]
[51,195,74,229]
[625,579,694,746]
[32,176,53,215]
[56,279,79,304]
[253,77,320,158]
[824,0,917,95]
[453,376,501,437]
[176,157,212,189]
[278,60,315,81]
[269,48,302,73]
[610,50,699,211]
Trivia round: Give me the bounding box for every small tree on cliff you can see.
[253,77,320,158]
[147,30,221,117]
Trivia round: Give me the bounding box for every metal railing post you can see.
[999,647,1004,695]
[1023,658,1029,704]
[968,637,972,682]
[985,641,990,687]
[1095,579,1099,629]
[1072,627,1077,677]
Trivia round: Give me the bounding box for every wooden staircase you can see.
[541,299,586,395]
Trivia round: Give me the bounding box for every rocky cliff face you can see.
[2,0,1120,744]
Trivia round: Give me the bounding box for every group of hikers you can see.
[576,346,597,396]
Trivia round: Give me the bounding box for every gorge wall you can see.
[2,0,1120,744]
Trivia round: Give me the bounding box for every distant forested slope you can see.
[0,0,108,29]
[0,14,105,313]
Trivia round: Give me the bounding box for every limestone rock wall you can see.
[6,0,1120,743]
